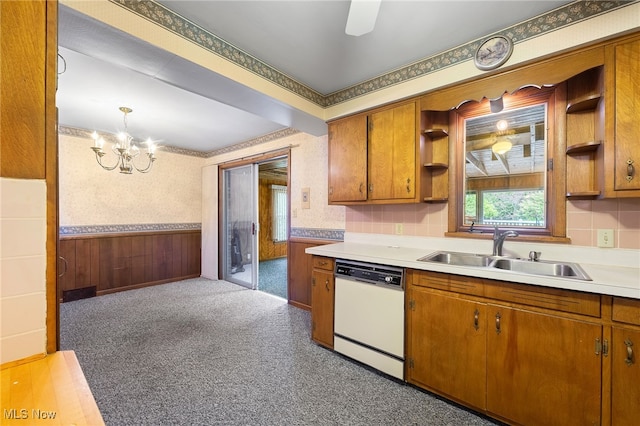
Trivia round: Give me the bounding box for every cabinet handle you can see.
[627,158,635,182]
[473,309,479,331]
[625,339,634,366]
[359,182,364,194]
[495,312,501,334]
[318,261,327,266]
[406,177,411,193]
[58,256,68,278]
[325,279,330,291]
[369,183,374,193]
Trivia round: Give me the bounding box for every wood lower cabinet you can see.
[288,239,335,310]
[58,230,201,300]
[611,297,640,425]
[311,256,334,349]
[406,287,487,410]
[407,270,604,426]
[486,306,602,426]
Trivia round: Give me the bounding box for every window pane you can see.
[481,189,545,227]
[271,185,287,242]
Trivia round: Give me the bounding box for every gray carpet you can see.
[60,278,500,426]
[258,258,287,299]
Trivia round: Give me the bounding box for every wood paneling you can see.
[58,231,201,300]
[258,178,288,261]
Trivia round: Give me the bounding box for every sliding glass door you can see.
[222,164,258,289]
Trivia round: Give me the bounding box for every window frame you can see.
[447,85,568,241]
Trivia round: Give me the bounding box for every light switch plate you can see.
[395,223,403,235]
[597,229,614,248]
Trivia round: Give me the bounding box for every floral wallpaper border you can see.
[109,0,635,107]
[60,224,342,241]
[290,227,344,241]
[60,222,201,235]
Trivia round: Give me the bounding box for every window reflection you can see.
[463,103,547,228]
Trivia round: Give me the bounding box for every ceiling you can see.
[56,0,572,154]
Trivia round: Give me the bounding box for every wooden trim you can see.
[46,0,59,354]
[1,353,46,371]
[95,274,201,297]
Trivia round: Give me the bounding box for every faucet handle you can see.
[528,251,541,261]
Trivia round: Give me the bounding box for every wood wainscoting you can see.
[58,230,201,301]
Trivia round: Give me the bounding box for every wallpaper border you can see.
[290,227,344,241]
[59,125,300,158]
[109,0,635,107]
[60,223,201,235]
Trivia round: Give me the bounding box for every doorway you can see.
[220,152,289,299]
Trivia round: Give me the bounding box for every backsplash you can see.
[345,198,640,250]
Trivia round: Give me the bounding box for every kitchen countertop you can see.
[306,233,640,299]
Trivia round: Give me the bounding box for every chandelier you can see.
[90,107,156,174]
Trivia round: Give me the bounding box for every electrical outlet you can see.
[395,223,403,235]
[597,229,614,248]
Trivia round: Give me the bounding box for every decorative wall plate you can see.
[474,36,513,71]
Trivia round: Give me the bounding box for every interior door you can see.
[222,164,258,289]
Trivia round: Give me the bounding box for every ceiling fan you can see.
[345,0,382,36]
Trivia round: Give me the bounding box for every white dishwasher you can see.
[333,259,405,380]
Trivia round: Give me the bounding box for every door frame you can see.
[217,149,291,285]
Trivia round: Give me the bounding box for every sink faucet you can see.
[493,226,519,256]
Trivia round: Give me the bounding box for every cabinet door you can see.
[487,306,602,426]
[609,37,640,193]
[611,327,640,426]
[406,288,487,410]
[369,102,416,200]
[328,115,368,202]
[311,269,334,348]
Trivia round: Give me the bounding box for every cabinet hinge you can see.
[409,299,416,311]
[369,120,373,132]
[595,337,602,356]
[603,339,609,357]
[312,277,316,286]
[548,158,554,171]
[408,358,414,369]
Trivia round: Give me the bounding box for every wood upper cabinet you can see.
[604,34,640,197]
[486,306,602,426]
[311,256,334,349]
[406,285,487,411]
[328,114,368,203]
[368,102,417,200]
[327,100,420,204]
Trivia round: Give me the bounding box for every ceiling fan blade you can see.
[345,0,381,36]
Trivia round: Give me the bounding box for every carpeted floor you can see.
[60,278,501,426]
[258,257,287,299]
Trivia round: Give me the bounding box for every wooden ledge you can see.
[1,351,105,425]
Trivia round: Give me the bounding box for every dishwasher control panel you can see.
[335,259,404,288]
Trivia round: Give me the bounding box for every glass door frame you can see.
[221,163,259,289]
[217,148,291,290]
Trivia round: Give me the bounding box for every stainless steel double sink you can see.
[417,251,592,281]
